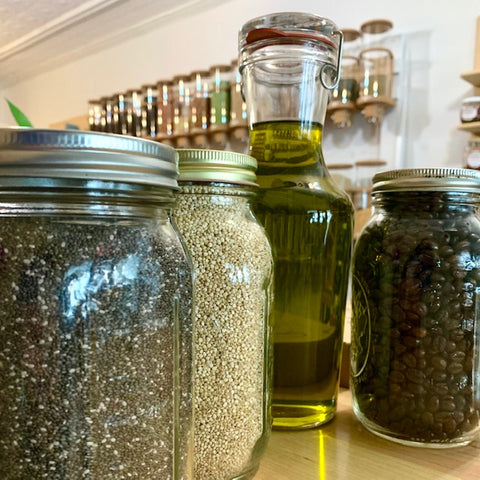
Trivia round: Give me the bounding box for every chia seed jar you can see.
[173,149,273,480]
[351,168,480,447]
[0,128,193,479]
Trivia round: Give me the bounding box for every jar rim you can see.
[372,168,480,193]
[0,128,179,190]
[176,148,258,186]
[239,12,339,51]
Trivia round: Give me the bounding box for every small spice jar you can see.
[174,149,273,480]
[0,128,194,478]
[460,97,480,123]
[351,168,480,447]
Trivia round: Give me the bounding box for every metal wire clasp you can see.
[320,29,344,90]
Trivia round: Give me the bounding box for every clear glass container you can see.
[113,92,128,135]
[0,128,194,478]
[173,74,193,137]
[125,88,144,137]
[351,168,480,447]
[239,12,354,429]
[209,64,231,128]
[88,99,103,132]
[464,138,480,170]
[460,97,480,123]
[156,79,175,140]
[100,96,115,134]
[209,64,231,149]
[229,59,249,154]
[357,47,395,124]
[229,59,247,127]
[327,162,354,191]
[141,83,158,138]
[174,149,273,480]
[351,158,388,210]
[190,70,211,148]
[327,55,360,129]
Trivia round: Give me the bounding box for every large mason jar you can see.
[0,128,193,479]
[351,168,480,447]
[239,12,354,429]
[173,149,273,480]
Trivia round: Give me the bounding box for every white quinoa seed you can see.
[175,185,272,480]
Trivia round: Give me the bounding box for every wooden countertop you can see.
[255,389,480,480]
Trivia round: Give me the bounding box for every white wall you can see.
[1,0,479,168]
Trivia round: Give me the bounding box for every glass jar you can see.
[190,70,211,148]
[464,138,480,170]
[173,74,192,137]
[351,168,480,447]
[0,128,194,478]
[209,64,231,149]
[174,149,273,480]
[229,59,249,154]
[155,79,175,147]
[239,12,354,429]
[88,98,103,132]
[113,92,128,135]
[460,97,480,123]
[125,88,144,137]
[141,83,158,138]
[101,96,115,134]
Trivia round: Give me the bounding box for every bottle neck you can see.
[242,57,330,127]
[242,56,330,177]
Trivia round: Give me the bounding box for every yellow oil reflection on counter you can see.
[318,430,326,480]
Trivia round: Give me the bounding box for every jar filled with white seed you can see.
[0,128,194,480]
[174,149,273,480]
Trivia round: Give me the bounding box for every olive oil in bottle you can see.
[250,119,353,428]
[240,12,353,429]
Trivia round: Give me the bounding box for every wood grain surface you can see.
[255,390,480,480]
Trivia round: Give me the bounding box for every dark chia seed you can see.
[0,215,193,479]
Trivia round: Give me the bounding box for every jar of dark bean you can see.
[351,168,480,447]
[0,128,193,478]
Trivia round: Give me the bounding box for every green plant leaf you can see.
[5,99,33,127]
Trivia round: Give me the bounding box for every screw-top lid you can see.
[0,128,179,189]
[176,149,257,186]
[373,168,480,193]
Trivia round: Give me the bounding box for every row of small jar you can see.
[88,60,247,144]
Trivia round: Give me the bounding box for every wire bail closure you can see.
[320,29,344,90]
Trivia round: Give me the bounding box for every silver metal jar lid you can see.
[0,128,179,189]
[372,168,480,193]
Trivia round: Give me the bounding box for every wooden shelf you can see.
[255,390,480,480]
[460,70,480,87]
[457,121,480,134]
